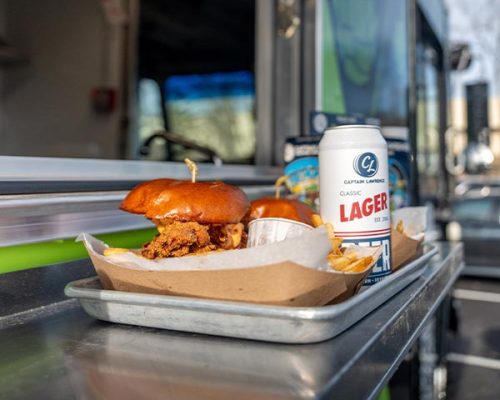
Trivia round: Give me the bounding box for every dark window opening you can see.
[137,0,256,164]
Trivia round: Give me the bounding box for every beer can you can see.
[319,125,391,285]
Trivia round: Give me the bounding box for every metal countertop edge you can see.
[0,299,79,330]
[318,243,464,399]
[0,179,279,195]
[365,261,464,400]
[0,186,275,208]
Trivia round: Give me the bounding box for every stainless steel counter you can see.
[0,242,463,400]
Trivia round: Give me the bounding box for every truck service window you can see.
[0,0,256,162]
[137,0,256,164]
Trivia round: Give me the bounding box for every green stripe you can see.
[377,386,391,400]
[0,228,157,274]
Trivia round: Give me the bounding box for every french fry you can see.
[327,254,351,271]
[342,251,358,262]
[103,248,130,256]
[311,214,323,228]
[324,223,343,255]
[325,222,334,238]
[323,220,376,272]
[319,219,375,272]
[396,220,404,234]
[330,238,343,255]
[309,215,344,255]
[342,256,373,273]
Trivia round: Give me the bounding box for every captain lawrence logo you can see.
[339,192,388,222]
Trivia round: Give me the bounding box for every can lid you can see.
[326,124,380,131]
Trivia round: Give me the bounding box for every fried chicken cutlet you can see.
[141,220,246,259]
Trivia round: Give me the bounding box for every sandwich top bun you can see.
[246,197,315,226]
[120,180,249,224]
[120,178,176,215]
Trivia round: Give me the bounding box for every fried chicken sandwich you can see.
[120,179,250,259]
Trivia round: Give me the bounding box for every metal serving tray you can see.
[65,245,438,344]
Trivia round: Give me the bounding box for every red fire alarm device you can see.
[91,87,117,114]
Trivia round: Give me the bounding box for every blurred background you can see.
[0,0,258,163]
[1,0,500,398]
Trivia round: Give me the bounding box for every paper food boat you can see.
[391,207,427,271]
[79,226,382,307]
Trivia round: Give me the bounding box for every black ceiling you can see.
[138,0,255,80]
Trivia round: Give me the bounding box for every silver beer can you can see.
[319,125,392,285]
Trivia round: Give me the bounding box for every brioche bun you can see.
[120,180,249,224]
[120,179,176,215]
[246,197,315,226]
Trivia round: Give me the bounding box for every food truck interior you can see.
[0,1,496,399]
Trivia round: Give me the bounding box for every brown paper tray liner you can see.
[90,251,375,307]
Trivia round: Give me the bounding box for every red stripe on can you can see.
[336,229,391,235]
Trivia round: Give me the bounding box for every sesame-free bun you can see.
[120,180,250,224]
[246,197,315,226]
[120,179,176,215]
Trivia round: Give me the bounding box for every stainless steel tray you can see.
[65,245,438,344]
